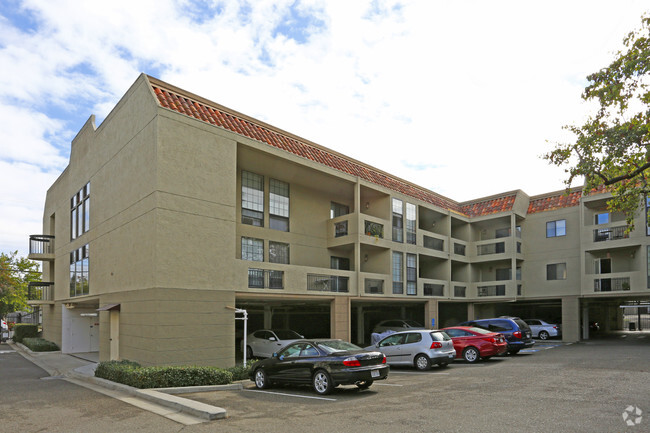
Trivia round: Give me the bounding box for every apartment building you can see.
[27,74,650,367]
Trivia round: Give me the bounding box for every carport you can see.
[350,299,429,346]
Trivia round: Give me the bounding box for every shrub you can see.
[227,360,258,381]
[13,324,39,343]
[95,360,233,389]
[22,337,59,352]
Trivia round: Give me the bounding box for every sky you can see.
[0,0,648,258]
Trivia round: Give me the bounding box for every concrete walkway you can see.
[8,340,238,424]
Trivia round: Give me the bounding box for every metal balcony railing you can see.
[423,235,444,251]
[28,282,54,302]
[453,243,466,256]
[593,226,629,242]
[29,235,55,255]
[454,286,467,297]
[364,221,384,239]
[594,277,631,292]
[248,269,284,289]
[307,274,349,292]
[364,279,384,294]
[334,221,348,238]
[477,242,505,256]
[424,283,444,296]
[477,284,506,297]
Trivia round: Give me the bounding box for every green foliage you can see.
[544,14,650,231]
[13,323,39,343]
[22,337,59,352]
[94,360,234,389]
[228,360,258,381]
[0,251,40,319]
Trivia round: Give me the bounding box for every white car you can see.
[1,320,7,331]
[242,329,304,358]
[523,319,560,340]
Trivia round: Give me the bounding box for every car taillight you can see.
[483,337,496,343]
[430,342,442,349]
[553,326,557,329]
[343,357,361,367]
[382,354,387,364]
[513,331,522,339]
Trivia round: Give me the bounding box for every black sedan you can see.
[248,339,389,395]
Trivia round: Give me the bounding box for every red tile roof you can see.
[146,76,573,219]
[527,190,582,214]
[461,195,517,218]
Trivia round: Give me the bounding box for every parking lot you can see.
[183,336,650,432]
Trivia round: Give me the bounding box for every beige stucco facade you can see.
[28,74,650,367]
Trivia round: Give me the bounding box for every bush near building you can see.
[22,337,59,352]
[12,324,39,343]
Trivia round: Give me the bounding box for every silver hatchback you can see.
[367,330,456,370]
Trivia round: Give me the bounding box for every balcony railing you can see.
[364,279,384,294]
[423,235,444,251]
[364,221,384,238]
[334,221,348,238]
[454,286,467,297]
[593,226,629,242]
[28,282,54,302]
[307,274,349,292]
[29,235,55,255]
[477,284,506,297]
[477,242,505,256]
[453,243,466,256]
[594,277,630,292]
[248,269,284,289]
[424,283,444,296]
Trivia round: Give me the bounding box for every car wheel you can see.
[356,380,373,390]
[254,368,270,389]
[462,347,480,363]
[414,354,431,371]
[313,370,334,395]
[539,331,549,340]
[246,346,254,359]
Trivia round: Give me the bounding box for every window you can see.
[546,219,566,237]
[406,254,417,295]
[242,171,264,226]
[330,202,349,219]
[595,212,609,225]
[406,203,416,245]
[269,241,289,264]
[70,183,90,240]
[392,198,403,243]
[495,268,511,281]
[547,263,567,280]
[392,252,403,294]
[69,245,89,297]
[242,237,263,261]
[331,256,350,271]
[270,179,289,231]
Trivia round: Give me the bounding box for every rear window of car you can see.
[316,340,362,353]
[469,327,493,335]
[487,320,513,332]
[514,319,531,331]
[430,331,451,341]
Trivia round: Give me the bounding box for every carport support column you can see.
[425,300,438,329]
[561,296,580,342]
[331,296,350,341]
[467,303,475,321]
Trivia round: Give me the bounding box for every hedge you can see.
[12,324,39,343]
[95,360,235,389]
[22,337,60,352]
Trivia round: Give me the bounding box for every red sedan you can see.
[441,326,507,363]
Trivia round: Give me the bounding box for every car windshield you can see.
[274,330,302,340]
[405,320,422,327]
[469,327,494,335]
[316,340,362,353]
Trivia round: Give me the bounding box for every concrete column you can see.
[331,297,350,341]
[467,303,475,321]
[561,296,580,342]
[582,305,589,340]
[356,306,365,345]
[263,305,272,329]
[425,300,439,329]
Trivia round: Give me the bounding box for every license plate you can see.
[371,369,380,378]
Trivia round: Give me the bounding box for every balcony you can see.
[307,274,349,293]
[477,241,505,256]
[453,285,467,298]
[27,282,54,304]
[594,277,631,292]
[248,269,284,289]
[364,221,384,239]
[477,284,506,297]
[364,278,384,294]
[423,235,444,252]
[28,235,55,261]
[593,225,629,242]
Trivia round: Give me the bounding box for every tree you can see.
[545,14,650,231]
[0,251,40,319]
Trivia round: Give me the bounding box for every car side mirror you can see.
[272,352,278,358]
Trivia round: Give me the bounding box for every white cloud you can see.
[0,0,648,255]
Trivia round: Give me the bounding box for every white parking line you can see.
[0,350,15,354]
[243,389,337,401]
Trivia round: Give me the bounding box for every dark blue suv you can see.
[458,317,534,355]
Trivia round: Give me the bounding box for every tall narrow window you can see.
[330,202,349,219]
[392,198,403,243]
[242,171,264,227]
[269,179,289,231]
[269,241,289,264]
[70,182,90,240]
[406,203,416,245]
[406,253,417,295]
[69,245,89,297]
[241,237,264,261]
[392,252,403,294]
[331,257,350,270]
